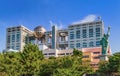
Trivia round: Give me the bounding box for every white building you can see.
[6,25,33,52]
[68,20,104,49]
[5,20,104,57]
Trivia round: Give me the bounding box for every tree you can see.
[0,52,21,76]
[73,48,82,57]
[98,61,110,76]
[73,48,83,64]
[0,46,94,76]
[53,49,93,76]
[108,52,120,75]
[0,43,44,76]
[53,59,93,76]
[98,52,120,76]
[19,43,44,75]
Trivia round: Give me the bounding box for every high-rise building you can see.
[68,20,104,49]
[5,20,104,53]
[5,19,110,71]
[6,25,33,52]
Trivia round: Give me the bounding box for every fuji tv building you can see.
[5,18,112,71]
[5,19,111,58]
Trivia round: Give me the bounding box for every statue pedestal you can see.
[100,54,109,61]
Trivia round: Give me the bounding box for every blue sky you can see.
[0,0,120,53]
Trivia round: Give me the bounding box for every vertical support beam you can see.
[52,26,57,49]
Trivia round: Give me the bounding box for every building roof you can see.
[69,20,103,28]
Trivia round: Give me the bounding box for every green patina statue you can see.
[101,26,110,55]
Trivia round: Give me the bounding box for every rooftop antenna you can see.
[49,21,54,31]
[58,21,64,30]
[98,16,102,21]
[49,21,58,28]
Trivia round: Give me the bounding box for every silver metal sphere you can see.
[34,26,46,39]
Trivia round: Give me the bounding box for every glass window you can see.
[48,38,51,43]
[82,29,87,38]
[83,55,89,58]
[66,53,69,55]
[49,53,55,55]
[69,29,74,30]
[93,52,100,54]
[61,37,65,41]
[7,46,10,49]
[44,53,47,55]
[83,42,87,48]
[93,56,100,59]
[16,46,20,50]
[76,43,80,48]
[89,41,94,47]
[70,44,74,48]
[7,35,10,43]
[12,46,14,49]
[96,25,101,27]
[89,29,93,37]
[76,30,80,39]
[16,43,20,50]
[96,28,100,32]
[70,31,74,33]
[96,41,100,46]
[96,28,100,37]
[70,33,74,39]
[12,34,15,42]
[16,33,20,42]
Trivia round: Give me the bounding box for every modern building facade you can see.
[5,19,111,71]
[6,26,33,52]
[82,47,111,71]
[68,20,104,49]
[6,20,104,53]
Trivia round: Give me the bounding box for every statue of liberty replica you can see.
[100,26,110,61]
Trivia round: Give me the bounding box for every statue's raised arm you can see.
[107,26,110,38]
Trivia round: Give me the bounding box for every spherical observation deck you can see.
[34,26,46,39]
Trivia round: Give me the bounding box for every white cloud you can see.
[57,21,64,30]
[57,25,63,30]
[49,20,53,27]
[49,20,64,30]
[49,20,54,31]
[72,15,97,24]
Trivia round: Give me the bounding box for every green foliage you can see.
[60,56,73,68]
[73,48,83,64]
[39,59,59,76]
[0,43,44,76]
[98,61,110,75]
[73,48,82,57]
[108,52,120,75]
[49,56,56,59]
[19,43,44,75]
[0,52,21,76]
[53,60,93,76]
[98,52,120,75]
[0,46,93,76]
